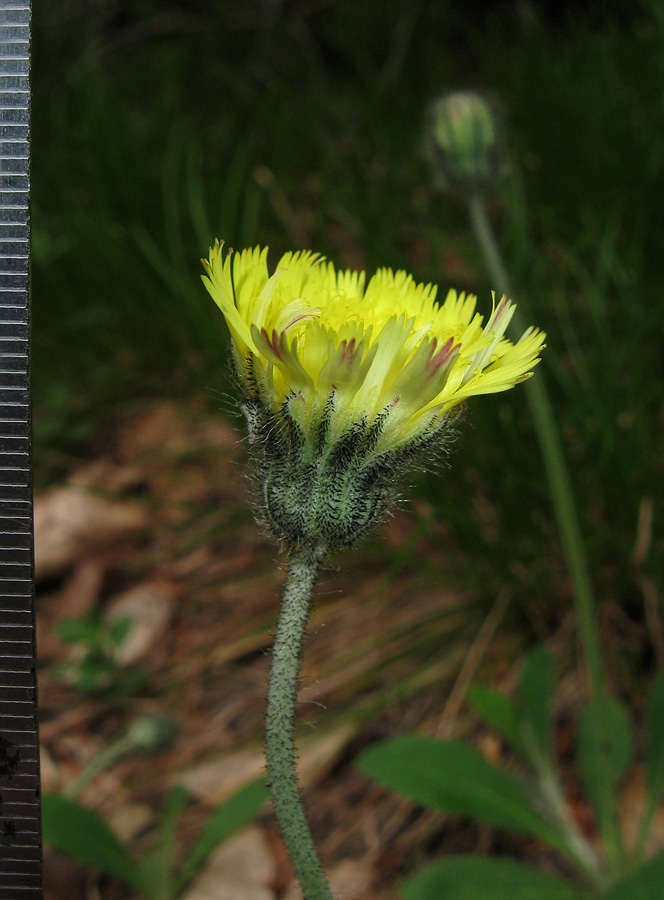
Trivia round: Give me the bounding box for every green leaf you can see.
[357,736,566,851]
[517,645,554,764]
[177,778,269,894]
[57,617,98,645]
[137,786,188,900]
[468,686,522,752]
[402,855,590,900]
[110,666,149,699]
[75,659,113,694]
[578,697,632,830]
[599,850,664,899]
[108,615,133,646]
[42,793,147,894]
[645,669,664,811]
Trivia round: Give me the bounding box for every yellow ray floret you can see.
[202,241,545,452]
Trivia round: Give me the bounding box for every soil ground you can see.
[36,398,592,900]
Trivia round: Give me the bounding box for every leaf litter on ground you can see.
[36,398,593,900]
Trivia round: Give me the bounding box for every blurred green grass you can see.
[33,1,664,628]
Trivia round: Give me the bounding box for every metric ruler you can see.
[0,2,41,899]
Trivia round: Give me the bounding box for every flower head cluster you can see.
[202,242,544,551]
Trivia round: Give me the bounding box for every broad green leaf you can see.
[137,785,188,900]
[177,778,269,893]
[402,855,590,900]
[578,697,632,829]
[599,850,664,899]
[42,793,146,894]
[468,686,522,752]
[357,736,566,851]
[517,645,554,764]
[645,669,664,810]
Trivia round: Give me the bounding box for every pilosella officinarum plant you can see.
[201,241,545,899]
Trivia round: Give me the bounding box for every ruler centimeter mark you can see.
[0,3,41,898]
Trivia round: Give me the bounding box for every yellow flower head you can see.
[202,241,544,551]
[202,241,544,453]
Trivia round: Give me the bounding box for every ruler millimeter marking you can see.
[0,3,41,898]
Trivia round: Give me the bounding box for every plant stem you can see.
[521,731,604,885]
[265,544,333,900]
[535,759,607,888]
[468,192,605,699]
[65,733,136,798]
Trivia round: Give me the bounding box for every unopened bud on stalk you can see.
[125,715,179,754]
[426,91,502,196]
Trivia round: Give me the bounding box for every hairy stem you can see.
[265,544,333,900]
[468,192,605,699]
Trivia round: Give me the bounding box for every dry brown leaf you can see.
[297,723,356,784]
[105,580,177,665]
[620,765,664,855]
[182,877,273,900]
[34,486,149,581]
[283,858,374,900]
[107,802,154,843]
[39,744,62,794]
[179,746,266,806]
[117,401,238,463]
[51,559,106,620]
[180,724,355,807]
[182,827,276,900]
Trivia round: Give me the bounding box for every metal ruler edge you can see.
[0,2,41,898]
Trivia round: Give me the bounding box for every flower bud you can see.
[125,715,179,754]
[426,91,501,196]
